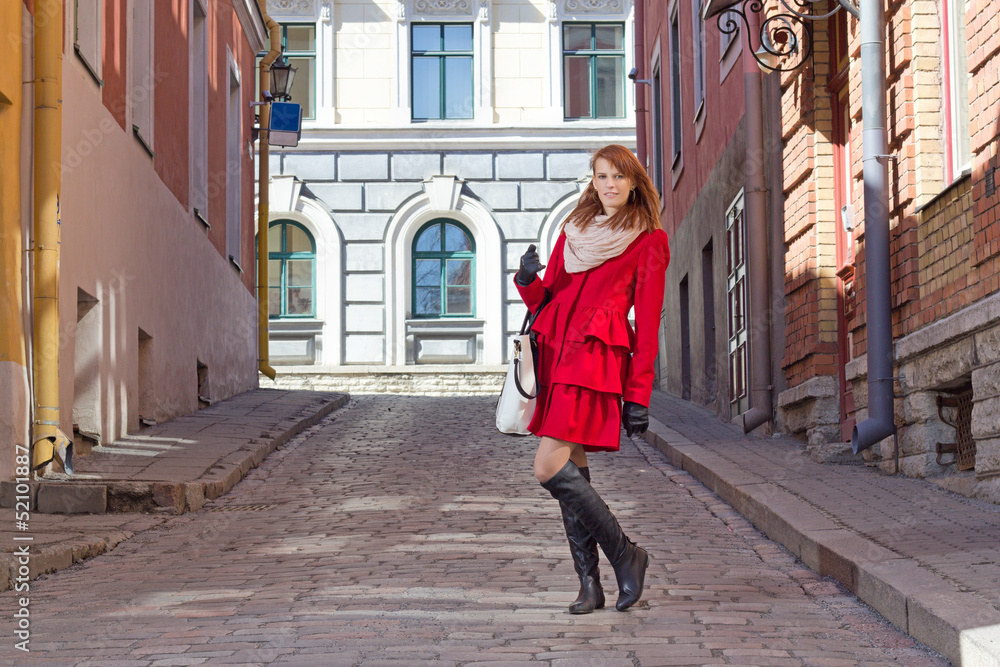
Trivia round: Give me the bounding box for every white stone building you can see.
[261,0,637,393]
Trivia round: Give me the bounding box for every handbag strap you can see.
[512,351,537,400]
[513,290,551,400]
[519,290,551,336]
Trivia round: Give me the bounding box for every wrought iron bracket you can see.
[716,0,855,72]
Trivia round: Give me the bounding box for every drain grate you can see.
[938,388,976,471]
[205,504,278,512]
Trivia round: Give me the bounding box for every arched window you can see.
[412,219,475,318]
[267,220,316,319]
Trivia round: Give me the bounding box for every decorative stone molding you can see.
[270,175,303,214]
[564,0,625,14]
[266,0,317,18]
[424,175,464,212]
[479,0,489,22]
[411,0,477,18]
[321,0,331,21]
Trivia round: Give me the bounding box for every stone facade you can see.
[262,0,637,384]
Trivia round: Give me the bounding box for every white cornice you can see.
[233,0,267,53]
[268,125,637,151]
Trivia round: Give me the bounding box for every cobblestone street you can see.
[1,396,947,666]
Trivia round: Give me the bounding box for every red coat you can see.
[516,229,670,451]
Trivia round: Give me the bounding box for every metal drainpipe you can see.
[634,0,648,166]
[738,8,774,433]
[256,0,279,381]
[852,0,895,453]
[31,0,74,475]
[1,0,30,476]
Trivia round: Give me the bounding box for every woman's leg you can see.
[540,459,649,611]
[534,436,588,483]
[535,437,603,613]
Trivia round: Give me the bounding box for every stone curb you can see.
[0,527,156,592]
[643,417,1000,667]
[0,392,349,592]
[3,393,349,516]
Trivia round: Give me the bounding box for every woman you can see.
[515,144,669,614]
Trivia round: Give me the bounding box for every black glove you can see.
[622,401,649,437]
[515,244,545,286]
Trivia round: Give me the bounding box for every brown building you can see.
[637,0,1000,502]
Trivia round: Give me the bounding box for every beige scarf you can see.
[563,215,644,273]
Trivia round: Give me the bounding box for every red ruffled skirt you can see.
[528,327,627,452]
[530,382,622,451]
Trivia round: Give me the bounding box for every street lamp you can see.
[270,56,297,102]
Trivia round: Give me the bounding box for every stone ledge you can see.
[896,290,1000,363]
[777,375,838,408]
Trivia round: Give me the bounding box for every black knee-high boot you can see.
[559,465,605,614]
[542,461,649,611]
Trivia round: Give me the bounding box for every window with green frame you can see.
[562,22,625,119]
[411,23,474,120]
[266,220,316,318]
[412,220,475,317]
[255,23,315,119]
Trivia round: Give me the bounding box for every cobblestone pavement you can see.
[1,396,947,666]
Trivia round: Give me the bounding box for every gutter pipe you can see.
[634,0,648,166]
[1,0,30,476]
[852,0,895,453]
[31,0,74,474]
[738,8,774,433]
[256,0,279,381]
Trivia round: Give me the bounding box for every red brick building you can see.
[637,0,1000,502]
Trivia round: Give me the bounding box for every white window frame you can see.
[74,0,103,83]
[942,0,971,183]
[226,48,243,270]
[719,9,741,84]
[190,0,209,226]
[395,3,492,125]
[667,0,684,185]
[691,0,706,141]
[650,40,664,200]
[130,0,154,153]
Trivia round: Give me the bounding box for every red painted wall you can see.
[91,0,258,293]
[153,0,190,209]
[103,0,128,130]
[641,0,746,236]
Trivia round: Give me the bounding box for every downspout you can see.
[634,0,648,166]
[852,0,895,453]
[738,8,774,433]
[256,0,279,381]
[31,0,74,474]
[1,0,30,479]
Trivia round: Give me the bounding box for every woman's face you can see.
[592,157,633,216]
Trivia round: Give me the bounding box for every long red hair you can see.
[563,144,662,233]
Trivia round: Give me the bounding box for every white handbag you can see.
[496,307,543,435]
